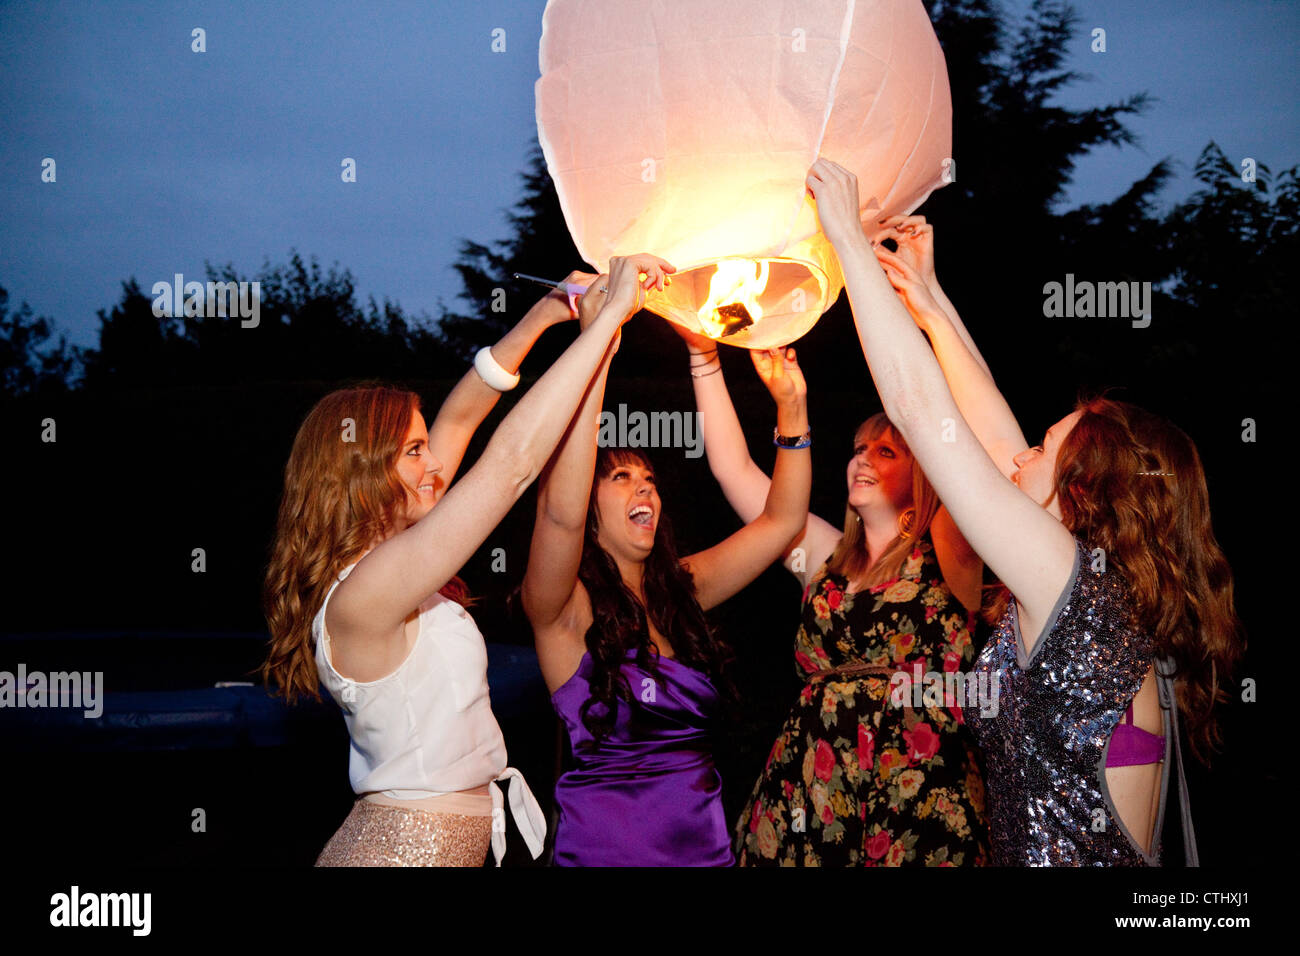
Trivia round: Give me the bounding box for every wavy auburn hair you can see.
[575,447,736,744]
[825,413,941,588]
[261,385,468,702]
[990,396,1242,763]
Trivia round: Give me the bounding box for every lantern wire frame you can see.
[644,240,843,350]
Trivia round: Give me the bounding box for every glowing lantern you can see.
[535,0,952,349]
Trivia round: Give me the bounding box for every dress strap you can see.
[488,767,547,866]
[1155,657,1199,866]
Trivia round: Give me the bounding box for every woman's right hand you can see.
[604,254,675,321]
[873,246,946,329]
[750,346,807,408]
[806,158,866,249]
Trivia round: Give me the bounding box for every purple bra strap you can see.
[1107,702,1166,767]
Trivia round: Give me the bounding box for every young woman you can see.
[806,158,1242,865]
[676,328,988,866]
[520,301,812,865]
[261,254,673,866]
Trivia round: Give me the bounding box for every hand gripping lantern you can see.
[535,0,952,349]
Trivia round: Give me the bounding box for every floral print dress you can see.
[734,533,990,866]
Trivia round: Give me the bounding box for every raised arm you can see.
[874,216,992,377]
[870,219,1028,479]
[680,347,812,611]
[426,273,593,493]
[807,159,1074,648]
[674,325,840,587]
[328,256,673,661]
[521,277,620,636]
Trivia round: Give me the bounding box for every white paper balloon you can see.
[536,0,952,349]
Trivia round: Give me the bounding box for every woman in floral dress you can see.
[679,332,989,866]
[743,511,989,865]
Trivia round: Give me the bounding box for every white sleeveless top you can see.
[312,562,545,864]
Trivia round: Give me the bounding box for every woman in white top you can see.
[261,255,674,865]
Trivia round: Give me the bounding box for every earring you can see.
[897,508,916,537]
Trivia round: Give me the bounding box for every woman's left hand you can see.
[751,346,806,407]
[575,274,609,331]
[872,215,937,286]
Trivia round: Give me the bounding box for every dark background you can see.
[1,0,1288,868]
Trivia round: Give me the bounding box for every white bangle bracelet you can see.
[473,346,520,392]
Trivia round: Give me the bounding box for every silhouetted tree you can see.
[0,286,77,398]
[81,252,460,389]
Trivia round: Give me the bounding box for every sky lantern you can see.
[535,0,952,349]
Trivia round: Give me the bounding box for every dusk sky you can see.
[1,0,1297,348]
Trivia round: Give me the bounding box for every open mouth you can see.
[852,475,878,487]
[628,504,654,528]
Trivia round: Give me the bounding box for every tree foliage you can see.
[0,288,77,398]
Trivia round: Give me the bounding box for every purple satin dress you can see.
[550,649,733,866]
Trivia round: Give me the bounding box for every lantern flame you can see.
[698,260,770,339]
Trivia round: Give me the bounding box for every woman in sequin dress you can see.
[676,327,989,866]
[807,158,1242,865]
[261,255,672,865]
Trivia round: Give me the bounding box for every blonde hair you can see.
[824,413,940,588]
[261,385,468,701]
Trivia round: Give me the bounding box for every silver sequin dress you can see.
[972,539,1172,866]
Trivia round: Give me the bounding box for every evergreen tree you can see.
[438,142,582,364]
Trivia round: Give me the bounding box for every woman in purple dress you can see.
[521,281,812,866]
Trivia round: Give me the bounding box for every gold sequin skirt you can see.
[315,799,492,867]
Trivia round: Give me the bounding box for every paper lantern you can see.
[535,0,952,349]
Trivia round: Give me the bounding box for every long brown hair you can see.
[824,413,941,588]
[575,448,736,743]
[261,385,467,702]
[988,397,1242,763]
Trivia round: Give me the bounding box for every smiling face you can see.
[1011,409,1084,517]
[593,453,661,567]
[845,422,914,518]
[394,409,444,527]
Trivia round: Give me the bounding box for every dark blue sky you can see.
[2,0,1297,347]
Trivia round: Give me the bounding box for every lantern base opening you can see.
[645,251,843,350]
